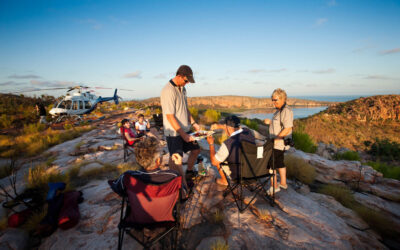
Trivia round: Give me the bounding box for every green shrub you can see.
[284,154,316,184]
[189,107,199,120]
[318,184,356,208]
[367,161,400,180]
[292,131,317,153]
[63,123,73,130]
[369,139,400,161]
[144,108,152,116]
[204,109,221,123]
[334,151,360,161]
[0,114,13,129]
[240,118,259,131]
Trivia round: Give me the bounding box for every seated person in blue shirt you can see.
[207,115,256,186]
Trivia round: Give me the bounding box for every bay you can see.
[241,106,328,120]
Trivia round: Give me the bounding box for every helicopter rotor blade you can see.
[10,87,70,93]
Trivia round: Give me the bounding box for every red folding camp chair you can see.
[117,173,182,249]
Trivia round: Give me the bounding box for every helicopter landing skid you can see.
[55,115,83,123]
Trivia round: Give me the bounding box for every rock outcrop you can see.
[1,110,399,249]
[143,96,333,109]
[288,149,400,202]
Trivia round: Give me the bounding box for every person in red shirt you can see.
[120,119,141,146]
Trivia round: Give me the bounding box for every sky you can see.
[0,0,399,100]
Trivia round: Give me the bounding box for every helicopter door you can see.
[79,101,84,110]
[84,101,92,109]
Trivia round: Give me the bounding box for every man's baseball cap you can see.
[225,115,241,128]
[176,65,195,83]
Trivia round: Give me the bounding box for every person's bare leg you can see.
[216,165,228,185]
[271,170,279,189]
[187,148,200,171]
[278,167,287,187]
[168,157,188,190]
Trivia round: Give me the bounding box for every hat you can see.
[176,65,195,83]
[225,115,240,128]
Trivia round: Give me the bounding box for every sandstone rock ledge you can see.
[38,168,386,250]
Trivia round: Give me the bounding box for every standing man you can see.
[160,65,200,191]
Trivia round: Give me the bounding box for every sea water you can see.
[243,95,361,120]
[243,106,328,120]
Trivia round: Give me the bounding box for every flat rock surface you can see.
[1,111,398,249]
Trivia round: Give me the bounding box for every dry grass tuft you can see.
[211,240,229,250]
[0,217,8,231]
[26,163,69,192]
[212,209,224,224]
[258,209,271,221]
[318,183,398,239]
[117,162,140,174]
[284,154,316,184]
[22,207,47,232]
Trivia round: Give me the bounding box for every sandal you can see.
[279,184,288,190]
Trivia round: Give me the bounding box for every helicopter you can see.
[49,86,123,122]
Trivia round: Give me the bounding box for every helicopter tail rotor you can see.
[113,89,120,105]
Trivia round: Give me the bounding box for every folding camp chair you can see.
[222,140,275,213]
[117,174,182,250]
[120,127,135,162]
[152,114,163,131]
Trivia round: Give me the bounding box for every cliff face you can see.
[142,95,332,109]
[326,95,400,121]
[296,95,400,151]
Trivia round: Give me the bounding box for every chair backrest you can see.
[122,175,182,224]
[152,114,163,127]
[239,140,274,179]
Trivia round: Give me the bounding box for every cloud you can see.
[247,68,287,73]
[0,81,26,86]
[379,48,400,55]
[154,73,167,79]
[363,75,398,80]
[352,45,374,53]
[8,74,41,79]
[123,71,142,79]
[79,19,102,30]
[30,80,74,87]
[306,84,318,87]
[327,0,337,7]
[312,68,335,74]
[315,18,328,26]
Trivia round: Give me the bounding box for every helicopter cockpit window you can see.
[79,101,83,109]
[65,100,72,110]
[57,101,65,109]
[84,101,92,109]
[72,101,79,110]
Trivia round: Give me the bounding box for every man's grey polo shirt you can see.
[160,80,191,136]
[269,106,293,150]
